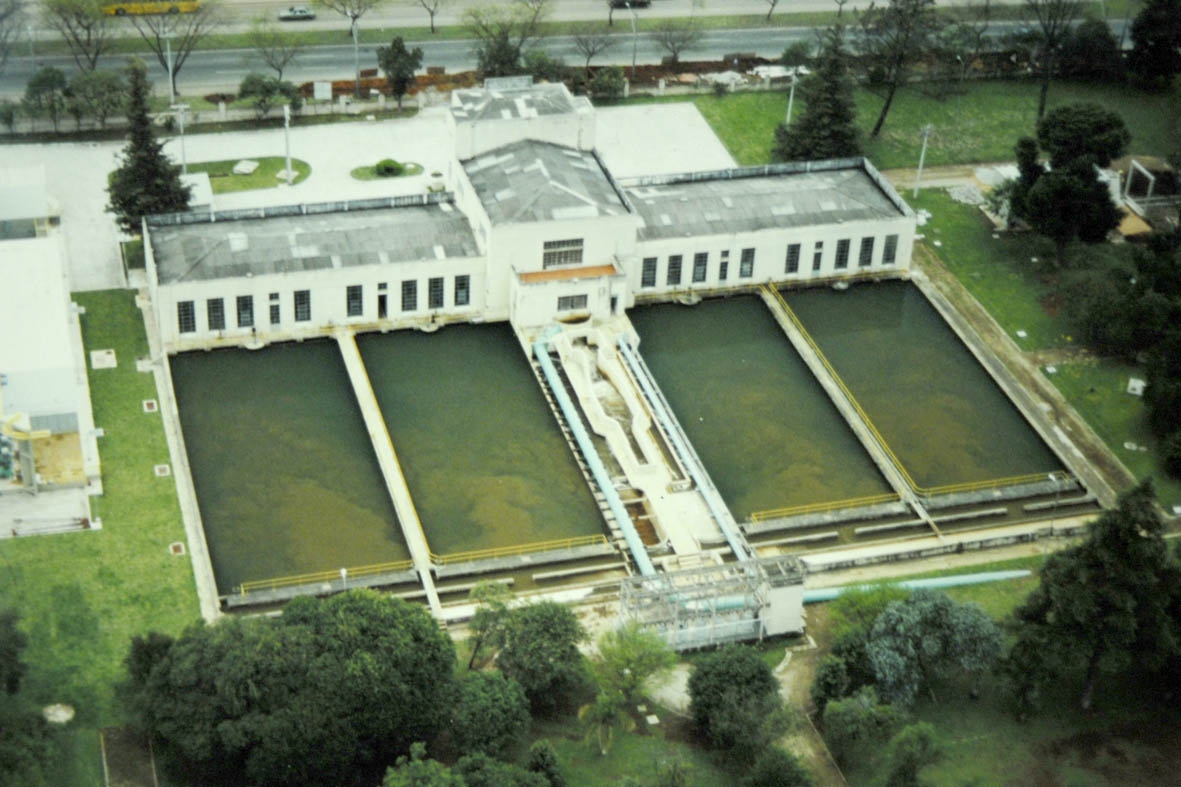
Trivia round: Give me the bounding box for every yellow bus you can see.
[102,0,199,15]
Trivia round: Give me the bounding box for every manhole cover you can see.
[169,542,186,556]
[153,464,171,477]
[142,400,158,413]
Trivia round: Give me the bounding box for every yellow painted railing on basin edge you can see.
[761,286,1075,500]
[430,534,608,565]
[237,558,416,596]
[749,493,902,523]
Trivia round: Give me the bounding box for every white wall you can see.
[453,109,596,159]
[153,256,486,351]
[630,216,916,297]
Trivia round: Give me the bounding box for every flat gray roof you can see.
[151,203,479,285]
[463,139,628,225]
[622,163,907,241]
[450,83,583,122]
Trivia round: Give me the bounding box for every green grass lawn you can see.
[907,190,1073,350]
[1048,359,1181,511]
[684,79,1178,169]
[186,157,311,193]
[0,290,200,782]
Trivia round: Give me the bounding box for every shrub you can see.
[1163,430,1181,479]
[589,66,626,102]
[376,158,405,177]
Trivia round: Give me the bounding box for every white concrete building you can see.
[146,82,916,352]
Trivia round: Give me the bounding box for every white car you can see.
[278,5,315,21]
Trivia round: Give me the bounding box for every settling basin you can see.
[357,324,604,556]
[629,296,891,520]
[170,341,409,595]
[782,280,1063,490]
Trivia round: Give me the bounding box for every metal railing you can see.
[236,558,416,596]
[429,534,608,565]
[749,493,902,523]
[762,285,1073,499]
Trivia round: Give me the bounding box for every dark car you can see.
[609,0,651,7]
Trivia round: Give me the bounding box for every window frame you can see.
[206,298,225,331]
[236,295,254,328]
[346,285,363,317]
[785,243,801,274]
[542,238,584,268]
[177,300,195,334]
[454,274,470,306]
[557,293,589,311]
[294,290,311,322]
[858,237,874,268]
[666,255,683,286]
[428,277,444,309]
[692,252,708,283]
[835,239,850,270]
[402,280,417,312]
[739,247,755,278]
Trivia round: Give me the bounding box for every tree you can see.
[1058,18,1122,82]
[498,601,588,715]
[866,590,1002,707]
[466,580,513,669]
[108,59,188,231]
[451,672,530,759]
[651,18,702,66]
[743,747,815,787]
[1023,0,1083,119]
[317,0,389,96]
[0,0,21,78]
[523,50,568,83]
[122,591,458,787]
[0,609,27,696]
[578,688,634,756]
[1024,162,1121,268]
[571,28,615,82]
[128,0,226,97]
[687,645,785,761]
[1008,135,1043,218]
[0,99,16,134]
[1146,329,1181,439]
[237,72,302,120]
[821,686,902,765]
[827,584,910,691]
[465,0,550,77]
[1036,103,1130,169]
[773,25,860,162]
[857,0,944,138]
[810,654,851,714]
[591,622,676,709]
[455,754,549,787]
[67,69,125,129]
[377,36,424,110]
[883,723,941,787]
[1009,483,1181,711]
[1128,0,1181,87]
[763,0,782,20]
[383,743,466,787]
[42,0,113,72]
[23,66,69,132]
[246,17,303,80]
[414,0,447,34]
[525,739,565,787]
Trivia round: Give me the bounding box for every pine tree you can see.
[107,58,190,235]
[773,26,861,162]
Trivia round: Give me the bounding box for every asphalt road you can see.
[2,17,1092,98]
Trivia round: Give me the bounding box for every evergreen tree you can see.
[106,58,190,235]
[1128,0,1181,88]
[773,26,860,162]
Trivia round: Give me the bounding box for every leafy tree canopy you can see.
[1036,102,1130,169]
[743,746,815,787]
[687,644,785,760]
[451,671,530,759]
[1128,0,1181,87]
[498,601,588,716]
[377,36,423,109]
[1024,161,1121,267]
[884,722,941,787]
[821,685,902,765]
[592,622,675,708]
[122,590,457,787]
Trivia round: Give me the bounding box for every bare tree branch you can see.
[764,0,780,21]
[0,0,24,77]
[128,0,227,97]
[245,16,303,79]
[1024,0,1082,118]
[43,0,115,71]
[571,27,615,80]
[651,18,701,66]
[413,0,446,34]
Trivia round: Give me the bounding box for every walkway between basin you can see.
[759,286,939,535]
[335,330,442,617]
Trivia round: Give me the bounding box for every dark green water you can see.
[170,342,409,594]
[629,297,891,520]
[357,324,604,555]
[783,281,1063,489]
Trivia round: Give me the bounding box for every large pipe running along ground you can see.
[617,339,751,562]
[534,338,657,576]
[801,570,1032,604]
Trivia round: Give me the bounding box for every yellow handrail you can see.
[762,286,1073,499]
[749,493,902,523]
[237,558,416,596]
[430,534,608,565]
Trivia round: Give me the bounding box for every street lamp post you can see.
[170,103,189,174]
[165,36,174,106]
[282,103,293,184]
[913,123,933,199]
[785,70,798,126]
[627,1,638,80]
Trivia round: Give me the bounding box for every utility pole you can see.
[913,123,933,199]
[785,70,798,125]
[171,103,188,174]
[351,18,360,98]
[283,103,293,184]
[627,1,638,80]
[166,36,174,106]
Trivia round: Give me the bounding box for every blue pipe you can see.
[802,570,1032,603]
[534,338,656,576]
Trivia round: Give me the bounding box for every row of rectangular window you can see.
[643,248,755,289]
[177,276,473,334]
